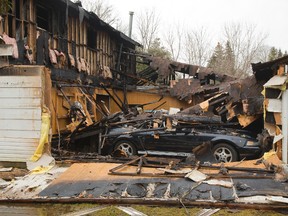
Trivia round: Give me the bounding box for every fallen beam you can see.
[0,198,286,211]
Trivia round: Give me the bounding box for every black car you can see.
[103,126,262,163]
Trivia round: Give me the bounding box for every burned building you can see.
[0,0,140,162]
[252,56,288,162]
[0,0,189,162]
[1,0,287,164]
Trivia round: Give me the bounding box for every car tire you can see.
[212,143,238,163]
[114,140,136,156]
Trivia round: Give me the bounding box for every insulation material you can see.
[49,49,57,64]
[1,33,18,58]
[30,109,51,162]
[0,44,13,56]
[68,54,75,67]
[100,66,113,79]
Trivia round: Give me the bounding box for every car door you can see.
[150,129,200,152]
[162,128,214,152]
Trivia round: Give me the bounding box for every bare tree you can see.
[163,22,183,61]
[184,26,212,66]
[73,0,120,27]
[222,22,268,77]
[136,8,160,51]
[113,21,129,35]
[257,45,272,63]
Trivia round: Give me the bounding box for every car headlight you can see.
[246,140,258,146]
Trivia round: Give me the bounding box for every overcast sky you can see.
[106,0,288,51]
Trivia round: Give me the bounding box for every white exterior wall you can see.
[0,69,42,162]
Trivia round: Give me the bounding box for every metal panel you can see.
[266,99,282,112]
[0,70,42,162]
[263,75,287,87]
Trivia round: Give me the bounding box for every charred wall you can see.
[0,0,138,79]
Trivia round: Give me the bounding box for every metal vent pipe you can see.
[128,11,134,38]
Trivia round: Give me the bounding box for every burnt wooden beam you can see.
[167,114,222,124]
[0,198,287,210]
[109,155,147,173]
[108,172,274,179]
[100,83,125,112]
[102,127,166,138]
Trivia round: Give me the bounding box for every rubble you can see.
[0,157,283,208]
[0,0,287,211]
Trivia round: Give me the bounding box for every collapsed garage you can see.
[0,0,288,213]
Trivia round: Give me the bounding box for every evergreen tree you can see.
[208,42,224,73]
[277,49,283,58]
[208,41,237,76]
[136,38,171,72]
[147,38,171,59]
[268,47,278,61]
[224,41,235,75]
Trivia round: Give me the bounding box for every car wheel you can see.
[212,143,238,163]
[114,141,136,156]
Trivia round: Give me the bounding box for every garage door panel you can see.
[0,108,41,120]
[0,130,41,139]
[0,98,41,108]
[0,69,44,162]
[0,88,41,98]
[0,76,41,88]
[0,120,42,130]
[0,137,38,143]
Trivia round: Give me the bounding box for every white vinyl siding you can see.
[0,72,42,162]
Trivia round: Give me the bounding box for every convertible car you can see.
[103,126,263,163]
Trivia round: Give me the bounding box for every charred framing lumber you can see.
[108,172,274,179]
[252,55,288,82]
[100,83,126,113]
[109,154,147,174]
[166,114,222,124]
[107,156,274,174]
[1,198,287,211]
[1,0,140,88]
[102,127,166,138]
